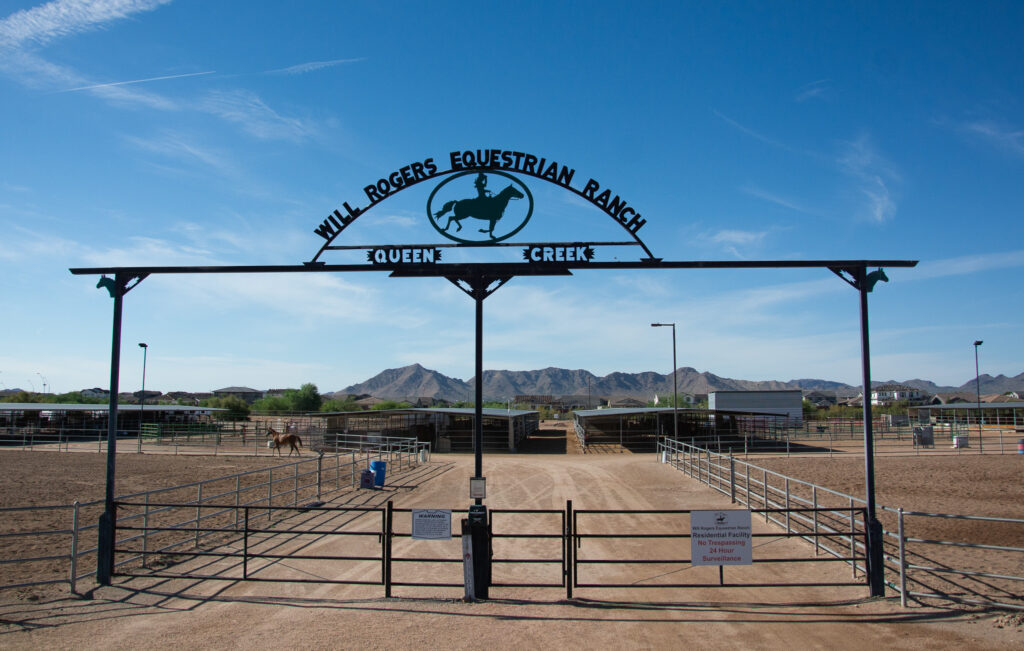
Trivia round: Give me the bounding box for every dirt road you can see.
[1,450,1020,649]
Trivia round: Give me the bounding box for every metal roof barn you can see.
[317,408,540,452]
[573,407,796,453]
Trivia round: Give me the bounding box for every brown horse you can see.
[266,427,302,456]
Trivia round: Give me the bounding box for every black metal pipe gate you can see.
[109,499,868,599]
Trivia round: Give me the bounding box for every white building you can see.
[870,384,928,406]
[708,390,803,421]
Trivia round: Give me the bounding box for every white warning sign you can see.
[690,510,752,566]
[411,509,452,540]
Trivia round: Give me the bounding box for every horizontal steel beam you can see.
[69,259,918,277]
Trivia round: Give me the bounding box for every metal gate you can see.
[571,506,869,595]
[110,499,866,599]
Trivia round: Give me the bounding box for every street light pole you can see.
[651,323,678,444]
[974,340,983,453]
[138,343,148,452]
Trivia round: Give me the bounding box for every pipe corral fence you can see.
[0,434,429,594]
[658,437,1024,611]
[571,407,1012,457]
[0,407,540,455]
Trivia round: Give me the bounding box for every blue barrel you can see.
[370,460,387,486]
[1018,438,1023,454]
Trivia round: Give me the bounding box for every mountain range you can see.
[336,364,1024,403]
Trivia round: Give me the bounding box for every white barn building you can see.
[708,390,803,422]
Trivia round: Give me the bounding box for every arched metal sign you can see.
[309,148,656,263]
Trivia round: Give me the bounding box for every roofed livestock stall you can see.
[318,408,540,452]
[573,407,798,453]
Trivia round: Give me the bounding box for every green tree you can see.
[289,383,323,412]
[54,391,107,404]
[1,390,42,403]
[322,396,359,412]
[802,399,818,418]
[251,395,292,412]
[371,400,412,410]
[202,395,251,421]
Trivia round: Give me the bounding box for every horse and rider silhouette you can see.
[433,173,524,239]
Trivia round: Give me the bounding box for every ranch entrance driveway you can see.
[1,453,1019,649]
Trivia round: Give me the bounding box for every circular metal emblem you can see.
[426,170,533,244]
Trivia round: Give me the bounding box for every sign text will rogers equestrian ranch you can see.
[313,149,647,244]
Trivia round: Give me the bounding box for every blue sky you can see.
[1,0,1022,394]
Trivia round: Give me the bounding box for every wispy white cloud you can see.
[0,222,80,261]
[123,130,239,176]
[709,230,766,246]
[910,249,1024,281]
[836,134,900,223]
[0,2,313,141]
[198,89,316,141]
[703,229,767,258]
[716,110,901,224]
[741,186,818,215]
[713,109,799,153]
[0,47,180,109]
[266,58,365,75]
[794,79,831,103]
[62,70,214,92]
[961,119,1024,157]
[0,1,181,110]
[0,0,172,50]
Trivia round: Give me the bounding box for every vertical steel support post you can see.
[142,494,150,568]
[812,486,819,555]
[70,501,80,593]
[385,501,393,597]
[858,270,886,597]
[97,274,125,585]
[195,484,203,548]
[565,499,573,599]
[243,507,249,579]
[898,507,907,607]
[729,454,736,504]
[473,277,484,500]
[316,452,323,502]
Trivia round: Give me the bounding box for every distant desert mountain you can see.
[339,364,474,402]
[338,364,1024,403]
[957,372,1024,395]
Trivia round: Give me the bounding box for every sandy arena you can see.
[1,423,1022,649]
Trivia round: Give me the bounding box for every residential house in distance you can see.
[212,386,264,404]
[608,396,648,408]
[81,387,109,399]
[990,392,1022,402]
[928,392,974,405]
[870,384,930,406]
[803,390,838,409]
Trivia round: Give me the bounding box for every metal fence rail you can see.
[889,508,1024,612]
[660,437,1024,611]
[0,502,87,591]
[571,506,867,593]
[105,499,867,600]
[0,435,429,593]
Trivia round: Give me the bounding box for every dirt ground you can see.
[1,424,1023,649]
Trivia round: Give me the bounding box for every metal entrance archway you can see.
[71,256,916,596]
